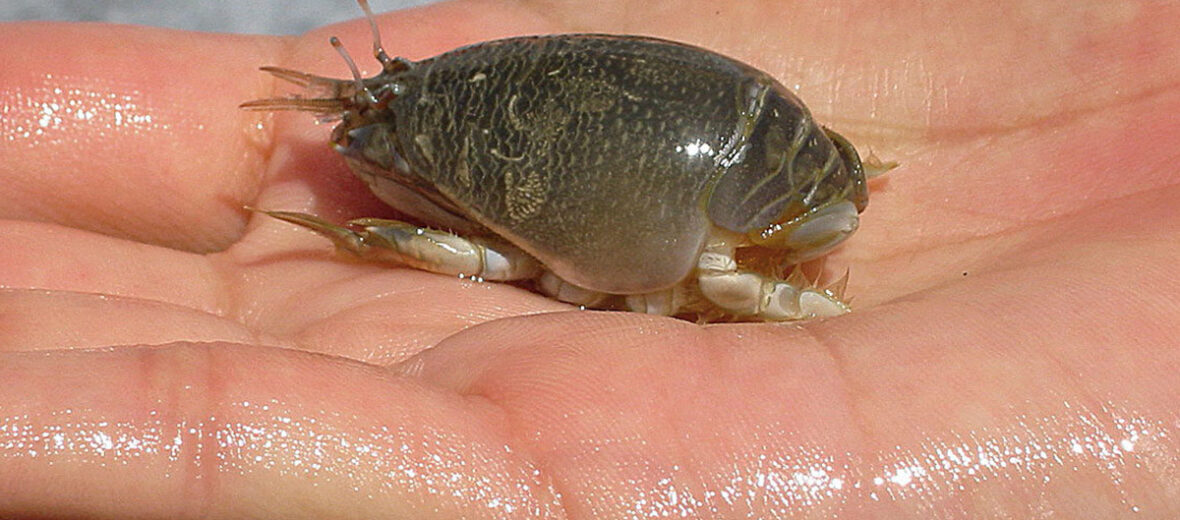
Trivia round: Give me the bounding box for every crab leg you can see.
[695,243,849,321]
[254,210,541,281]
[624,288,687,316]
[538,271,611,307]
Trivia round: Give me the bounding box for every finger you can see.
[0,22,276,252]
[0,342,562,519]
[0,290,254,351]
[0,220,224,313]
[0,218,568,359]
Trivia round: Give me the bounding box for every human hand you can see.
[2,0,1179,517]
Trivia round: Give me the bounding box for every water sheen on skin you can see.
[2,399,1172,517]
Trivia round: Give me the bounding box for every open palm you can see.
[2,0,1178,517]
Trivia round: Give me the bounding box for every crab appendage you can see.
[695,245,850,321]
[253,209,541,281]
[538,271,611,307]
[624,288,688,317]
[862,150,899,179]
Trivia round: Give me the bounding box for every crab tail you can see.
[239,66,355,114]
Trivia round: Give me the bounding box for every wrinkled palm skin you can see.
[0,0,1178,518]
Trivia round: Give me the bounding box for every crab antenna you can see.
[329,36,377,105]
[357,0,394,68]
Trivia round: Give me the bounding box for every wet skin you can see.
[1,0,1179,518]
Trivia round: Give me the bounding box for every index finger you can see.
[0,22,279,252]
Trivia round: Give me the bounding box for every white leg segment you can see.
[539,271,609,306]
[257,210,541,281]
[538,270,685,315]
[625,287,684,316]
[696,246,850,321]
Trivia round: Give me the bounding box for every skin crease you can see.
[0,0,1179,517]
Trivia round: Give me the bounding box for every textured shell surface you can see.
[327,34,866,294]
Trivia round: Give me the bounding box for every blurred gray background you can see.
[0,0,440,35]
